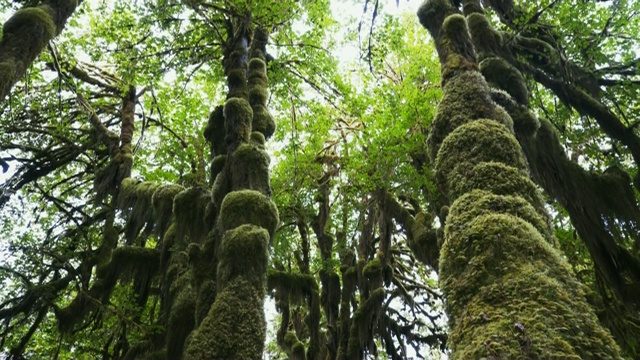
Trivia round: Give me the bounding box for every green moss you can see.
[466,13,503,61]
[229,143,271,195]
[204,105,227,156]
[480,57,529,105]
[252,104,276,139]
[152,183,184,236]
[268,270,317,304]
[427,72,513,159]
[219,190,278,236]
[444,264,621,359]
[435,119,526,185]
[184,278,266,359]
[226,68,248,99]
[223,98,253,146]
[3,6,56,40]
[441,214,560,316]
[447,190,553,244]
[251,131,266,146]
[173,187,212,245]
[211,155,226,181]
[166,286,196,359]
[446,162,545,210]
[490,89,540,136]
[362,257,383,279]
[217,224,269,290]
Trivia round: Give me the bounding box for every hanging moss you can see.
[224,97,253,148]
[194,279,216,326]
[268,270,317,304]
[229,143,271,195]
[212,166,230,210]
[346,288,386,359]
[183,278,266,359]
[217,224,269,290]
[435,119,526,185]
[427,71,513,159]
[219,190,278,236]
[118,180,159,243]
[152,183,185,237]
[407,213,439,269]
[480,57,529,105]
[172,187,212,245]
[204,105,227,157]
[166,285,196,359]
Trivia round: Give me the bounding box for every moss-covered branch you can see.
[0,0,81,102]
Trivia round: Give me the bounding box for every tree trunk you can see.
[417,0,622,358]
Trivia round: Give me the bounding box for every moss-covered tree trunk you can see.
[417,0,622,358]
[0,0,81,102]
[184,15,278,359]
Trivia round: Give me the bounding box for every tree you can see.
[0,0,639,359]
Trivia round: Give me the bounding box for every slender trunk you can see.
[184,16,278,359]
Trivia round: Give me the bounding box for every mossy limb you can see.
[3,6,56,41]
[219,190,278,236]
[210,155,226,182]
[480,57,529,105]
[166,285,196,359]
[466,13,504,61]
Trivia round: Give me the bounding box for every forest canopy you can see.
[0,0,639,359]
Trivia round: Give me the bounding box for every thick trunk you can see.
[417,0,622,358]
